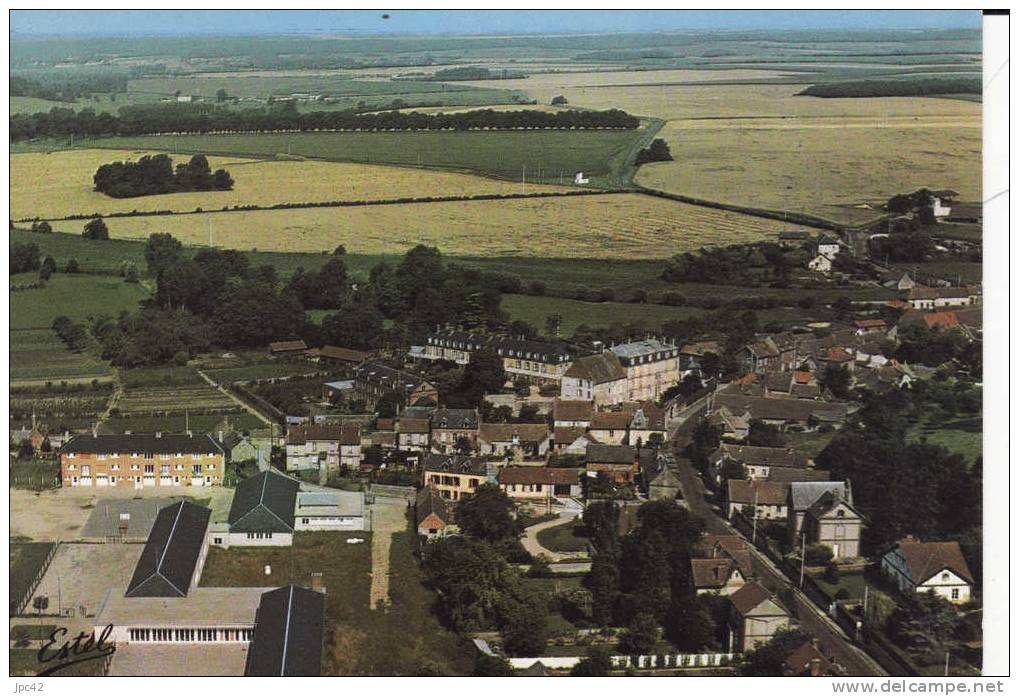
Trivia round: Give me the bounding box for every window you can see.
[214,537,222,545]
[836,509,845,518]
[951,588,960,600]
[144,465,154,474]
[942,572,950,581]
[144,453,154,460]
[192,454,201,460]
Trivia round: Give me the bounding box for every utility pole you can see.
[944,651,950,677]
[799,532,807,587]
[521,164,526,194]
[208,217,213,247]
[752,487,759,544]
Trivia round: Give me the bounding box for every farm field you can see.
[10,329,111,386]
[10,382,113,432]
[115,383,237,416]
[47,193,799,258]
[87,128,644,186]
[10,149,574,220]
[9,274,150,330]
[501,294,704,335]
[10,542,55,614]
[104,412,265,435]
[457,72,981,224]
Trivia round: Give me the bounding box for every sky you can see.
[9,10,982,38]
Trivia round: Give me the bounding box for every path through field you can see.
[369,498,409,610]
[195,368,274,427]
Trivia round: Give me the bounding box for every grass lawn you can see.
[9,273,149,330]
[10,542,56,614]
[200,524,472,675]
[535,518,590,553]
[908,415,982,464]
[814,571,875,602]
[10,647,109,676]
[785,428,838,458]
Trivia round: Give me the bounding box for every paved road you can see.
[668,413,886,677]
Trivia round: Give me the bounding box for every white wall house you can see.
[880,538,974,604]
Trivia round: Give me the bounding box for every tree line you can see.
[94,153,233,198]
[797,78,980,99]
[10,101,639,141]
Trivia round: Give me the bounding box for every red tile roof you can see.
[553,400,595,422]
[894,538,974,585]
[497,467,582,486]
[727,479,790,506]
[729,581,778,616]
[924,311,960,330]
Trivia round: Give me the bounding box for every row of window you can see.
[67,452,216,459]
[67,463,217,472]
[66,475,220,484]
[128,627,252,642]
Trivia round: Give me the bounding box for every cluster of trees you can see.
[52,315,90,352]
[82,217,109,240]
[817,389,982,577]
[894,323,981,374]
[797,78,980,99]
[93,154,233,198]
[661,242,807,287]
[10,73,128,102]
[10,242,40,274]
[583,500,727,654]
[634,138,673,165]
[411,66,525,81]
[422,485,549,657]
[10,102,639,141]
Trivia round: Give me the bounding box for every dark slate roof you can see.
[430,408,478,430]
[422,453,488,476]
[61,432,224,456]
[354,362,430,391]
[586,444,636,464]
[416,485,450,527]
[245,585,325,677]
[426,330,574,364]
[228,471,300,533]
[563,352,625,384]
[125,501,211,598]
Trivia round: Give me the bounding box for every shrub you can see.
[804,543,834,567]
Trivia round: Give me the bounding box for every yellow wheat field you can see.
[10,149,571,220]
[45,193,795,259]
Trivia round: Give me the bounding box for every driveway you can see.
[368,499,409,610]
[521,514,589,563]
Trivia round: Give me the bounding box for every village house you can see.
[59,432,226,489]
[690,535,752,596]
[853,319,888,336]
[808,253,833,273]
[268,339,308,356]
[285,423,361,473]
[608,338,681,402]
[679,340,721,377]
[738,335,798,374]
[294,489,366,531]
[421,453,490,502]
[728,581,791,652]
[414,330,575,383]
[497,466,583,504]
[906,286,979,310]
[708,406,752,442]
[310,344,369,366]
[628,402,667,447]
[880,537,974,604]
[817,234,842,259]
[352,362,438,410]
[219,430,259,465]
[783,640,840,677]
[211,470,300,548]
[712,390,850,431]
[787,481,861,559]
[396,415,431,451]
[587,410,633,445]
[881,271,916,291]
[429,407,479,454]
[762,370,823,399]
[641,456,683,500]
[584,443,650,485]
[560,352,628,405]
[322,379,355,403]
[552,399,594,428]
[553,426,598,454]
[710,444,813,484]
[416,484,453,538]
[478,423,551,460]
[725,479,790,520]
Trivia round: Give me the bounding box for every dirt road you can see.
[368,498,409,610]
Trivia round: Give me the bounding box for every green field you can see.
[90,128,645,185]
[502,293,704,334]
[10,328,111,385]
[119,365,206,388]
[10,274,149,330]
[908,415,982,464]
[10,542,56,614]
[200,525,472,675]
[10,459,62,491]
[103,412,264,435]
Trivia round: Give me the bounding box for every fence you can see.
[15,542,60,616]
[508,653,736,671]
[368,483,417,501]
